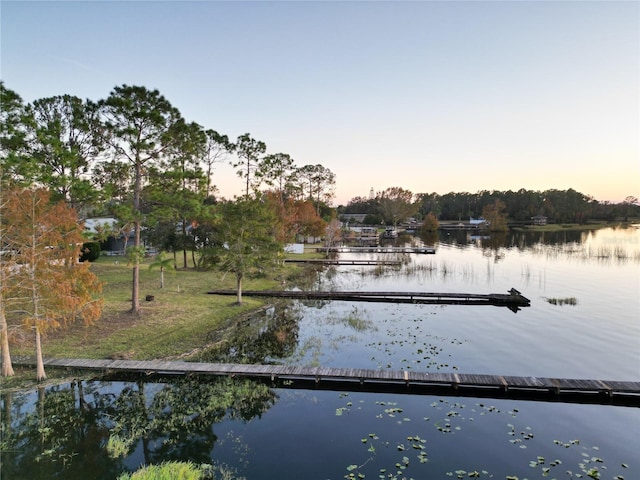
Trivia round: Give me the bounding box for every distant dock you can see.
[316,246,435,254]
[284,259,402,266]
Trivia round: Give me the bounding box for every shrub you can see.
[80,241,101,262]
[420,212,439,232]
[117,461,213,480]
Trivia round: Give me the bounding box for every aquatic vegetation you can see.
[528,242,640,264]
[106,434,130,459]
[336,393,634,480]
[339,306,377,332]
[364,314,464,371]
[117,461,212,480]
[5,228,639,480]
[545,297,578,306]
[116,461,244,480]
[446,470,490,479]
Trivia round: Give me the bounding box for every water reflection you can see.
[1,377,276,480]
[383,228,640,269]
[435,228,589,250]
[4,378,637,480]
[432,227,640,262]
[196,301,302,364]
[3,227,638,479]
[419,230,439,246]
[2,382,124,480]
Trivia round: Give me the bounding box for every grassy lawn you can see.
[9,248,320,366]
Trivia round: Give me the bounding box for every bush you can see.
[420,212,439,232]
[117,461,213,480]
[80,241,101,262]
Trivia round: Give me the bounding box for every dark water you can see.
[2,227,639,480]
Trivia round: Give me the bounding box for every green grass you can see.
[117,461,211,480]
[117,461,244,480]
[10,251,315,364]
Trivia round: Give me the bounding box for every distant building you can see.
[83,217,133,252]
[531,215,548,226]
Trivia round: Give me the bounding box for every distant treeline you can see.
[340,188,639,224]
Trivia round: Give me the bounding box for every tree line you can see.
[1,83,336,213]
[1,80,636,379]
[341,187,639,226]
[0,81,337,379]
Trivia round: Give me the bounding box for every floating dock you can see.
[17,358,640,407]
[208,288,531,311]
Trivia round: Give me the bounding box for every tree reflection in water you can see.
[1,376,277,479]
[196,300,303,364]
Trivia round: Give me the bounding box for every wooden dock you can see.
[284,259,402,266]
[316,246,436,254]
[207,288,531,311]
[19,358,640,407]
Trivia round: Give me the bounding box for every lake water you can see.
[2,227,639,480]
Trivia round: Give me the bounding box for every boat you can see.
[381,227,398,239]
[469,217,487,226]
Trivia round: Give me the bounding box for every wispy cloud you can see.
[47,55,99,74]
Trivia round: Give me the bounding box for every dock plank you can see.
[13,358,639,407]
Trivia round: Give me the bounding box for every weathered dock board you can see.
[284,259,402,266]
[207,288,531,311]
[316,246,436,254]
[18,358,639,407]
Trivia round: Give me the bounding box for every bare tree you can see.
[324,218,342,255]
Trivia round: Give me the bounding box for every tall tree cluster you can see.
[342,187,639,225]
[1,81,335,321]
[377,187,419,227]
[231,134,337,216]
[339,187,420,226]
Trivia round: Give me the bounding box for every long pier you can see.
[207,288,531,311]
[284,259,402,266]
[316,246,436,254]
[18,358,640,407]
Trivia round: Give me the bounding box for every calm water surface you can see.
[2,227,639,480]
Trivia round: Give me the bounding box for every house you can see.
[83,217,134,253]
[531,215,548,226]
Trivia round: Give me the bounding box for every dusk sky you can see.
[2,1,638,205]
